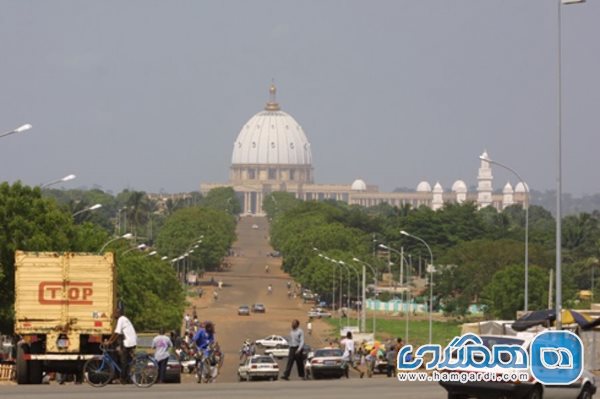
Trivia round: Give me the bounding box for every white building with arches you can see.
[200,85,525,215]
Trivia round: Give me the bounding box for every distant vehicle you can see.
[252,303,266,313]
[255,335,288,348]
[237,355,279,381]
[304,348,347,379]
[252,224,259,230]
[308,308,332,319]
[264,346,289,359]
[267,344,312,359]
[439,334,597,399]
[164,353,182,383]
[238,305,250,316]
[268,251,281,257]
[302,290,317,301]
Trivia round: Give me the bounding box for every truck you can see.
[14,251,116,384]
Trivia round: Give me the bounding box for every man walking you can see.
[281,319,304,380]
[341,331,364,378]
[152,328,173,383]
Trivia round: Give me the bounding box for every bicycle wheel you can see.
[130,354,158,388]
[83,357,115,387]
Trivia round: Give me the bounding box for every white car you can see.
[305,347,347,379]
[252,224,259,229]
[255,335,288,348]
[264,346,289,359]
[238,355,279,381]
[307,308,332,319]
[439,334,597,399]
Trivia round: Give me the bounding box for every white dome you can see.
[451,180,467,193]
[514,182,529,193]
[433,182,443,193]
[503,182,514,193]
[231,85,312,165]
[351,179,367,191]
[416,181,432,192]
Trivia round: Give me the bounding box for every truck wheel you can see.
[16,343,29,385]
[28,360,43,384]
[28,341,43,384]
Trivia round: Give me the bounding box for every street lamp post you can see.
[40,174,76,188]
[339,260,361,329]
[353,257,378,336]
[122,243,147,255]
[480,155,529,312]
[556,0,586,330]
[379,244,411,344]
[72,203,102,218]
[0,123,32,139]
[98,233,133,254]
[401,230,434,344]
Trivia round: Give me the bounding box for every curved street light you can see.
[401,230,434,344]
[0,123,32,139]
[122,243,147,255]
[480,154,530,312]
[98,233,133,254]
[41,174,76,188]
[72,203,102,218]
[555,0,586,329]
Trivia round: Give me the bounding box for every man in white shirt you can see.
[108,308,137,384]
[152,328,173,383]
[341,331,364,378]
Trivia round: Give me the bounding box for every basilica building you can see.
[200,85,527,215]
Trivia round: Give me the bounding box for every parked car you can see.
[307,307,332,319]
[302,290,316,300]
[264,346,289,358]
[238,305,250,316]
[439,334,597,399]
[304,348,347,379]
[251,224,259,230]
[265,343,311,359]
[238,355,279,381]
[163,353,182,383]
[252,303,266,313]
[255,335,289,348]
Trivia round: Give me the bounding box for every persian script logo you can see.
[38,282,94,305]
[397,331,584,385]
[530,331,583,385]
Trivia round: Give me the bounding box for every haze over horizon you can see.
[1,1,598,197]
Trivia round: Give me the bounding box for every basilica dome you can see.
[231,85,312,166]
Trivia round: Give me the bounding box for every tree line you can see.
[264,192,600,320]
[0,183,239,332]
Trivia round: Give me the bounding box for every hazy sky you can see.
[1,1,598,196]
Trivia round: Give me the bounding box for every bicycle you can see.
[195,342,223,383]
[83,344,158,388]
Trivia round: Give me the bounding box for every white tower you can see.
[452,180,468,204]
[502,182,514,209]
[477,151,493,208]
[432,182,444,211]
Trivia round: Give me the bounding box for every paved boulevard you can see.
[0,216,447,398]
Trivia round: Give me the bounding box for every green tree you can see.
[0,182,78,330]
[155,206,236,271]
[482,264,549,319]
[116,250,185,331]
[201,187,241,215]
